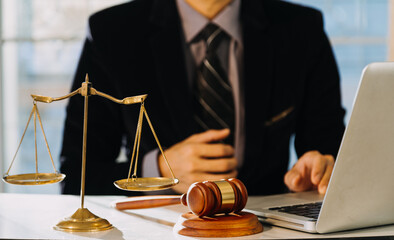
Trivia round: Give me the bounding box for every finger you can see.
[195,170,238,182]
[296,151,328,186]
[284,169,306,192]
[198,143,234,158]
[286,157,308,183]
[286,170,300,187]
[318,157,334,194]
[187,129,231,143]
[198,158,237,173]
[310,157,327,185]
[311,154,335,186]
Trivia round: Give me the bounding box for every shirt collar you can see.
[176,0,242,45]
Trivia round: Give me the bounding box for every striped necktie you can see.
[193,23,235,145]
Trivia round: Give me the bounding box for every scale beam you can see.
[3,73,178,232]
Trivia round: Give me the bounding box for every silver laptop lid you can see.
[316,62,394,233]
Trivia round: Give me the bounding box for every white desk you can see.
[1,193,394,239]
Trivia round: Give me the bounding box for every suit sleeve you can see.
[294,11,346,158]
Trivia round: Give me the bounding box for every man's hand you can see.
[284,150,334,194]
[158,129,237,193]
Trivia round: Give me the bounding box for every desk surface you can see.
[1,193,394,240]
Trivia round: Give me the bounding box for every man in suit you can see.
[60,0,345,196]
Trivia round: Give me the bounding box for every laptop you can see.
[245,62,394,234]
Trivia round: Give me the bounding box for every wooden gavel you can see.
[115,178,248,217]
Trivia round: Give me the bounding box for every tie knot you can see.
[198,23,227,50]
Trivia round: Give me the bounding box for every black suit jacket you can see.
[60,0,345,196]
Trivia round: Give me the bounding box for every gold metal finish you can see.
[54,208,112,232]
[214,180,235,212]
[90,87,147,105]
[2,102,63,185]
[121,101,178,190]
[80,77,90,209]
[31,88,81,103]
[114,177,179,191]
[3,173,65,185]
[3,73,178,232]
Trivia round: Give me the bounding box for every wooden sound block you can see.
[174,211,263,238]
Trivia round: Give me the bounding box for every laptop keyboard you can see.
[268,202,322,220]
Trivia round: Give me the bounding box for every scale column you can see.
[80,78,91,209]
[54,75,113,232]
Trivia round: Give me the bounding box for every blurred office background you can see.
[0,0,393,194]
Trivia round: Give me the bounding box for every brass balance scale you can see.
[2,74,178,232]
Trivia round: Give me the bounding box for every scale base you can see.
[54,208,113,232]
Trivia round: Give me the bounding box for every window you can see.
[286,0,392,167]
[0,0,128,194]
[287,0,391,122]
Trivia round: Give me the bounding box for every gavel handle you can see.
[114,195,181,210]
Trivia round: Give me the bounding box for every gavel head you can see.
[180,178,248,217]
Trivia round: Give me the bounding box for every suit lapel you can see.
[148,0,192,140]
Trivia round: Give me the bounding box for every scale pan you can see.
[3,173,66,185]
[114,177,179,191]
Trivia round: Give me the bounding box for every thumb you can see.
[187,129,231,143]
